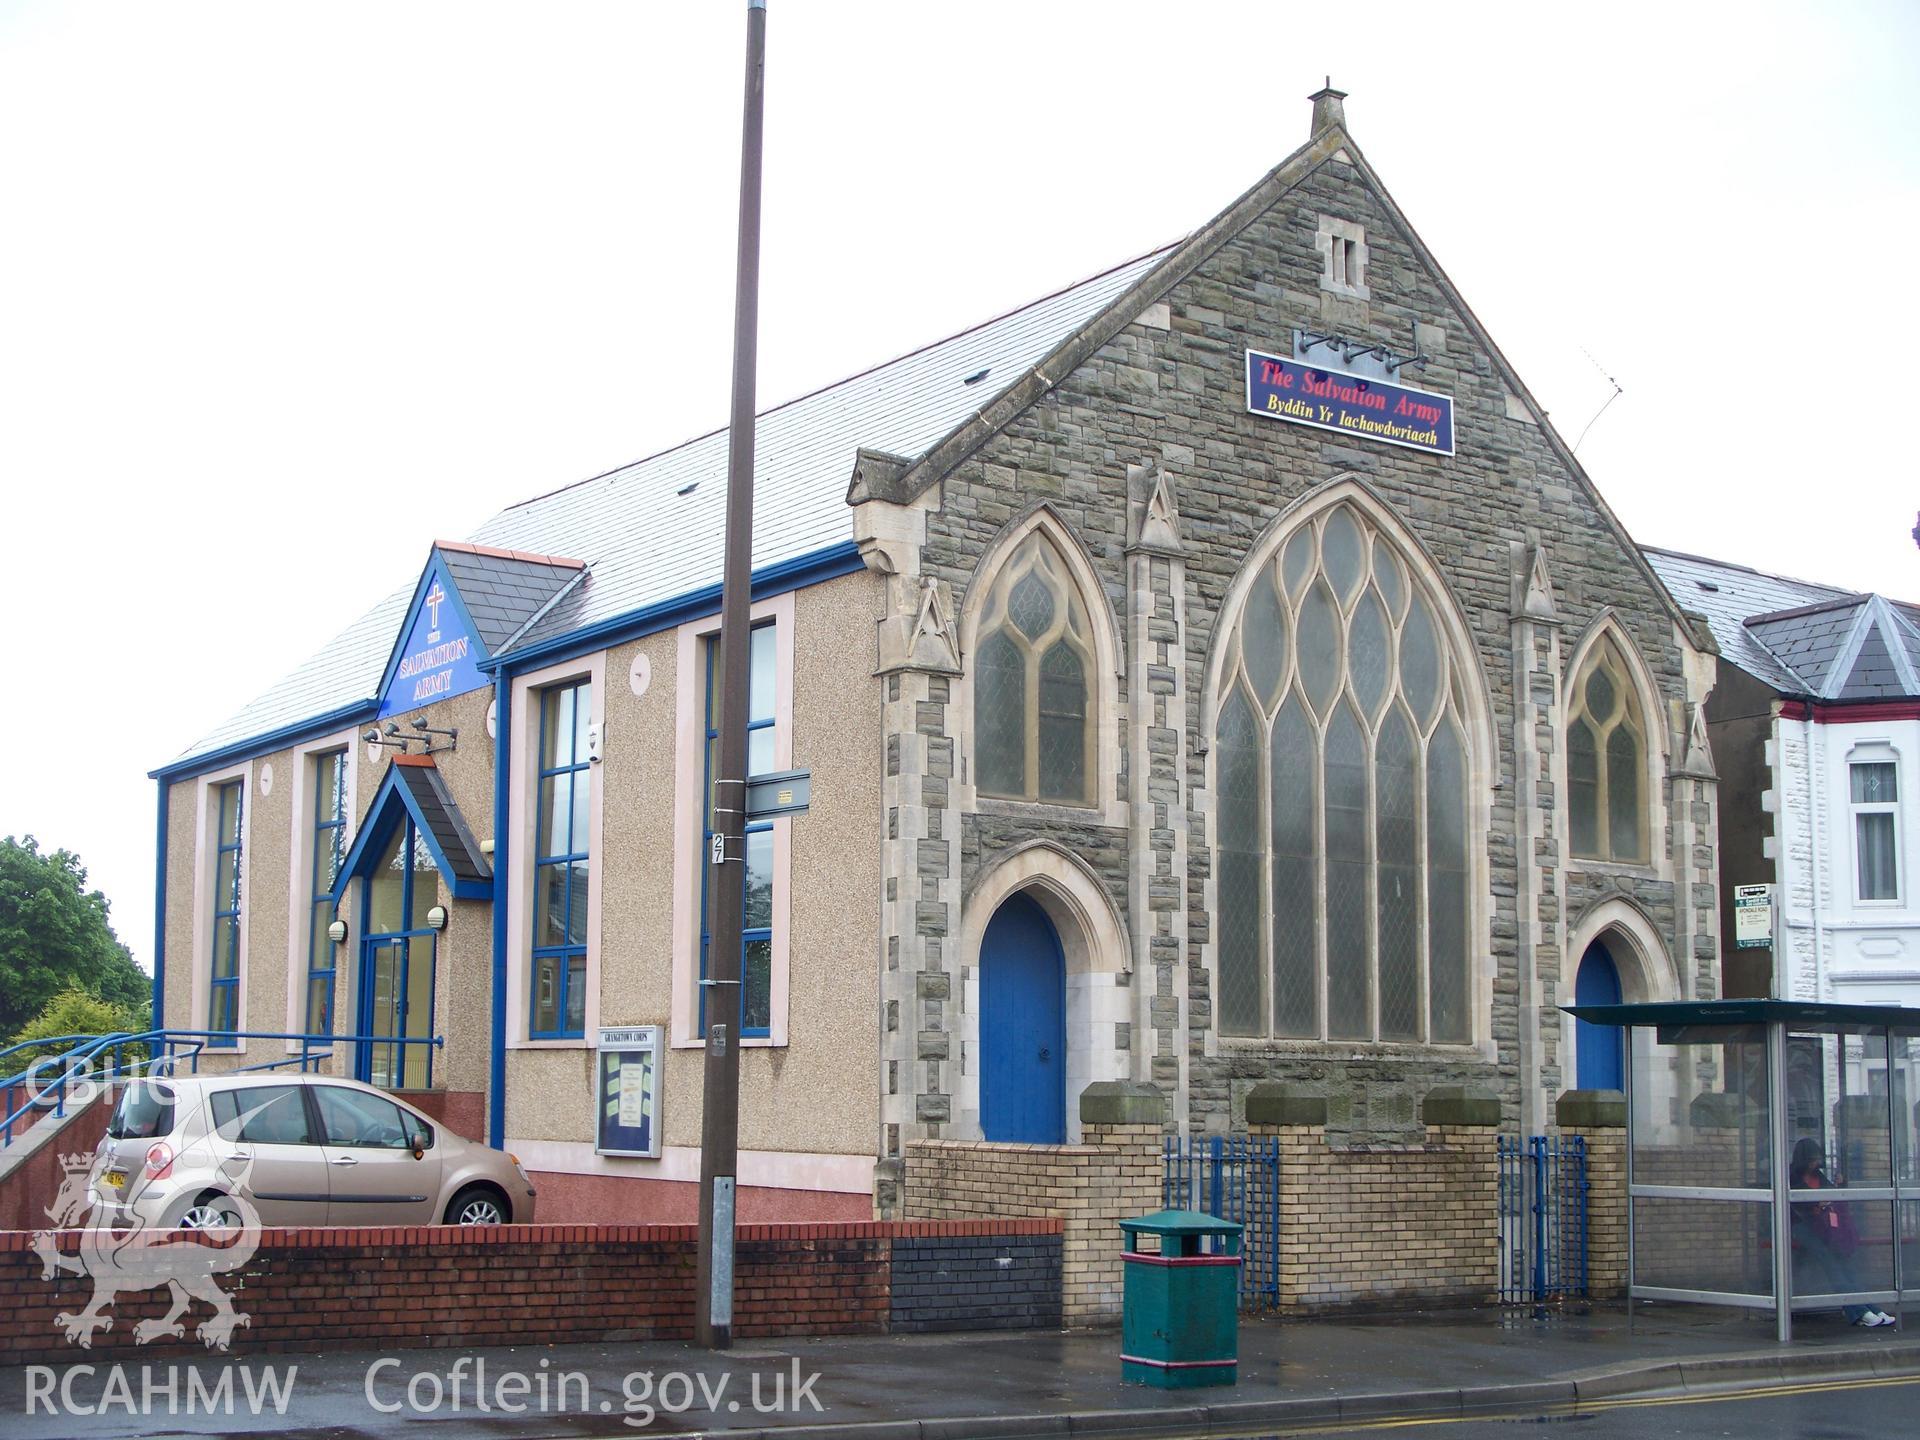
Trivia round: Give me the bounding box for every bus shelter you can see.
[1563,999,1920,1341]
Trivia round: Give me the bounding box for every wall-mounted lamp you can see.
[327,919,349,945]
[426,905,449,931]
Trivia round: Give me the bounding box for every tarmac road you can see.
[1261,1371,1917,1439]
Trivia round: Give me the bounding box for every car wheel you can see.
[445,1185,507,1226]
[178,1192,242,1232]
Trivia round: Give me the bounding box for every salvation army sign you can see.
[379,562,489,717]
[1246,350,1455,456]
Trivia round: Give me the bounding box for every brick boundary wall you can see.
[1248,1084,1501,1314]
[0,1219,1062,1365]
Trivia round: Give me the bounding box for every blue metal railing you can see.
[1,1028,445,1149]
[1163,1133,1282,1309]
[1499,1134,1589,1304]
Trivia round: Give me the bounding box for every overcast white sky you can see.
[2,1,1915,977]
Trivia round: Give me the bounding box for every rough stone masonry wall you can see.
[869,135,1716,1146]
[902,1115,1161,1323]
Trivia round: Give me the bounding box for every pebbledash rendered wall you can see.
[858,104,1720,1186]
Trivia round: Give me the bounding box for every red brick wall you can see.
[0,1093,110,1233]
[397,1090,484,1144]
[0,1219,1060,1364]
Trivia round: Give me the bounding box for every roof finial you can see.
[1309,80,1348,138]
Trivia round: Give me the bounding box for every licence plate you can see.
[102,1169,127,1189]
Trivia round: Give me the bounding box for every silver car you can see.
[90,1074,536,1228]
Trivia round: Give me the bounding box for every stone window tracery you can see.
[973,531,1097,806]
[1213,500,1473,1044]
[1567,637,1648,864]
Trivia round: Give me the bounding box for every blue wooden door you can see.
[1574,941,1624,1092]
[981,893,1066,1143]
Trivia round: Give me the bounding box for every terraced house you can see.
[150,92,1722,1223]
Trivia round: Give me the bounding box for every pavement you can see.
[2,1300,1917,1439]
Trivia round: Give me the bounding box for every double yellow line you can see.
[1213,1370,1920,1436]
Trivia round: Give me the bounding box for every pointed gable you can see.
[374,542,584,718]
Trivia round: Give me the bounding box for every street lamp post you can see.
[694,0,767,1352]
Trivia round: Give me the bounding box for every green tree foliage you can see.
[0,836,150,1039]
[7,985,147,1064]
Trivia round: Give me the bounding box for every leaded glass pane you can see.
[1585,665,1615,723]
[1373,543,1406,617]
[1242,570,1289,706]
[1281,527,1314,597]
[569,770,592,855]
[744,828,774,931]
[1215,689,1263,1037]
[744,938,773,1031]
[1008,570,1055,640]
[1297,581,1342,714]
[1428,720,1470,1044]
[1400,594,1441,726]
[1038,640,1089,803]
[564,862,591,946]
[975,629,1026,797]
[1607,726,1643,861]
[1270,698,1317,1037]
[1376,709,1420,1041]
[749,624,776,721]
[1322,507,1364,600]
[565,956,587,1034]
[369,826,406,934]
[1349,587,1391,718]
[533,953,559,1034]
[543,685,575,769]
[1325,705,1370,1039]
[1852,762,1897,804]
[1569,719,1600,858]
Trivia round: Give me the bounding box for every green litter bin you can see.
[1119,1209,1242,1388]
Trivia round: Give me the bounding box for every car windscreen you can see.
[106,1082,175,1139]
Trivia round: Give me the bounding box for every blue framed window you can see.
[208,779,244,1040]
[700,623,776,1037]
[305,750,349,1034]
[532,679,592,1039]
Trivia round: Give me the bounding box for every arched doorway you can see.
[1574,940,1624,1091]
[980,892,1066,1143]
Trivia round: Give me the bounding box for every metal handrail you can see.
[2,1028,445,1148]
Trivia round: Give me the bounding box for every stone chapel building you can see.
[152,90,1720,1222]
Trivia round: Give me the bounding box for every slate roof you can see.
[1642,547,1920,701]
[170,244,1175,766]
[434,542,585,654]
[393,760,491,890]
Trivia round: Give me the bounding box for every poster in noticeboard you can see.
[595,1026,662,1158]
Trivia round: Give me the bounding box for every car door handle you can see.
[330,1155,359,1166]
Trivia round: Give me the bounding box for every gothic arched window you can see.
[1213,501,1475,1045]
[1567,637,1647,863]
[973,531,1097,806]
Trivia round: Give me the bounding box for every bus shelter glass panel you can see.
[1629,1024,1773,1301]
[1786,1026,1894,1312]
[1893,1028,1920,1300]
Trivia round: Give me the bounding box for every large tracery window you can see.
[1214,502,1473,1045]
[974,531,1097,805]
[1567,637,1647,863]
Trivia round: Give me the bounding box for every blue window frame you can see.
[700,624,775,1037]
[532,679,592,1039]
[208,779,244,1041]
[305,750,349,1034]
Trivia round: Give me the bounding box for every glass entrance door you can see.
[356,817,439,1090]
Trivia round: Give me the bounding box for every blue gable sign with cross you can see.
[378,557,491,718]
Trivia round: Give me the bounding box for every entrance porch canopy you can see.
[1564,998,1920,1341]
